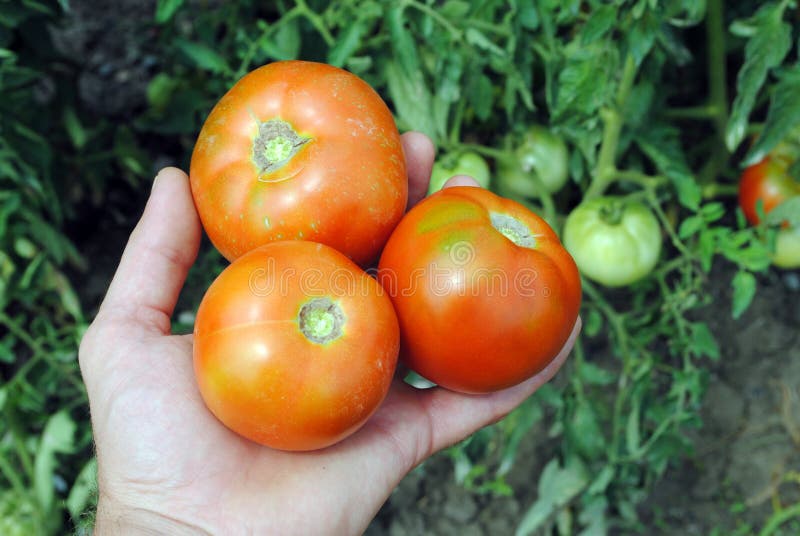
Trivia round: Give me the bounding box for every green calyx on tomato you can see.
[496,125,569,197]
[489,212,536,248]
[298,297,345,344]
[253,119,311,176]
[427,151,490,194]
[563,197,662,287]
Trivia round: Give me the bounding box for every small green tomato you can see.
[563,197,662,287]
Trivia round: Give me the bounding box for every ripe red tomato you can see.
[738,156,800,225]
[190,61,408,266]
[377,187,581,394]
[193,241,399,451]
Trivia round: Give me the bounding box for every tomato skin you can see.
[497,126,569,197]
[193,241,399,451]
[377,187,581,394]
[563,197,662,287]
[427,152,491,194]
[190,61,407,266]
[738,157,800,225]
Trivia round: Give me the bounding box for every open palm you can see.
[79,132,580,535]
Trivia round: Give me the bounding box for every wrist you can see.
[94,497,211,535]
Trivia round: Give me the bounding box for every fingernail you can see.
[152,168,169,191]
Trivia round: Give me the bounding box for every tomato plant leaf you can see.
[155,0,184,24]
[581,4,615,45]
[587,465,615,495]
[517,0,539,30]
[175,39,231,74]
[465,28,505,57]
[636,125,700,210]
[745,65,800,166]
[260,19,301,62]
[689,321,719,360]
[725,3,792,152]
[34,411,76,515]
[498,398,544,475]
[765,196,800,228]
[66,458,97,520]
[386,6,420,77]
[625,397,641,457]
[566,401,605,459]
[626,10,658,66]
[583,308,603,337]
[553,41,617,121]
[731,270,756,319]
[440,1,470,19]
[678,214,704,239]
[517,457,589,536]
[62,107,87,150]
[327,18,368,67]
[578,361,615,386]
[384,61,437,141]
[146,73,178,111]
[577,493,609,534]
[468,73,494,122]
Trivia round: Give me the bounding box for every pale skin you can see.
[79,132,581,535]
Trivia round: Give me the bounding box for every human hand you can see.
[79,132,581,535]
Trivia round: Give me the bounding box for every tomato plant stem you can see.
[455,143,509,161]
[663,105,722,120]
[0,452,26,493]
[700,0,729,184]
[523,171,557,225]
[759,503,800,536]
[580,279,632,464]
[0,312,86,393]
[646,190,693,258]
[294,0,335,47]
[405,0,462,39]
[586,55,637,200]
[615,170,667,189]
[702,183,739,198]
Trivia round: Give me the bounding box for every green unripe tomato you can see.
[427,152,491,195]
[496,126,569,197]
[563,197,662,287]
[773,225,800,269]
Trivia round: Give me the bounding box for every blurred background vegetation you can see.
[2,0,800,534]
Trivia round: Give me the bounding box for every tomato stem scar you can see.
[298,297,345,344]
[252,119,310,175]
[489,212,536,248]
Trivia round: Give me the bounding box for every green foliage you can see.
[2,0,799,534]
[0,2,96,534]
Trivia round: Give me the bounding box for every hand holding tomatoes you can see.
[80,145,580,534]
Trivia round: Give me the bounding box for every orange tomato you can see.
[378,187,581,394]
[193,241,399,451]
[190,61,407,266]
